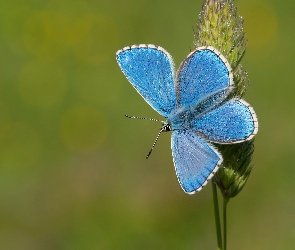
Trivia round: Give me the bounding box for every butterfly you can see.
[116,44,258,194]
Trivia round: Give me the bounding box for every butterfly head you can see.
[167,108,192,131]
[161,121,172,132]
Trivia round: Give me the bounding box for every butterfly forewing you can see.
[176,47,233,109]
[116,45,176,117]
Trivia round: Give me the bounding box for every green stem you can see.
[212,181,222,250]
[223,197,229,250]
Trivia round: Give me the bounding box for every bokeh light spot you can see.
[19,61,67,108]
[23,10,70,60]
[72,13,119,65]
[61,105,107,152]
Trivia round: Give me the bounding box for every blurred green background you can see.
[0,0,293,249]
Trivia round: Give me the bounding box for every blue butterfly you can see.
[116,44,258,194]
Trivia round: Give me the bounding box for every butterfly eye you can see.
[165,124,172,132]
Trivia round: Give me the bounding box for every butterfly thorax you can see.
[167,89,233,131]
[167,106,195,131]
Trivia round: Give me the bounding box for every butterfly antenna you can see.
[125,114,163,123]
[146,127,165,159]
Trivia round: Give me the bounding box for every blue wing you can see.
[176,46,233,108]
[171,130,222,194]
[194,99,258,143]
[116,44,176,117]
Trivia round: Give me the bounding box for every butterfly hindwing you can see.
[171,129,222,194]
[176,46,233,108]
[116,45,176,117]
[194,99,258,143]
